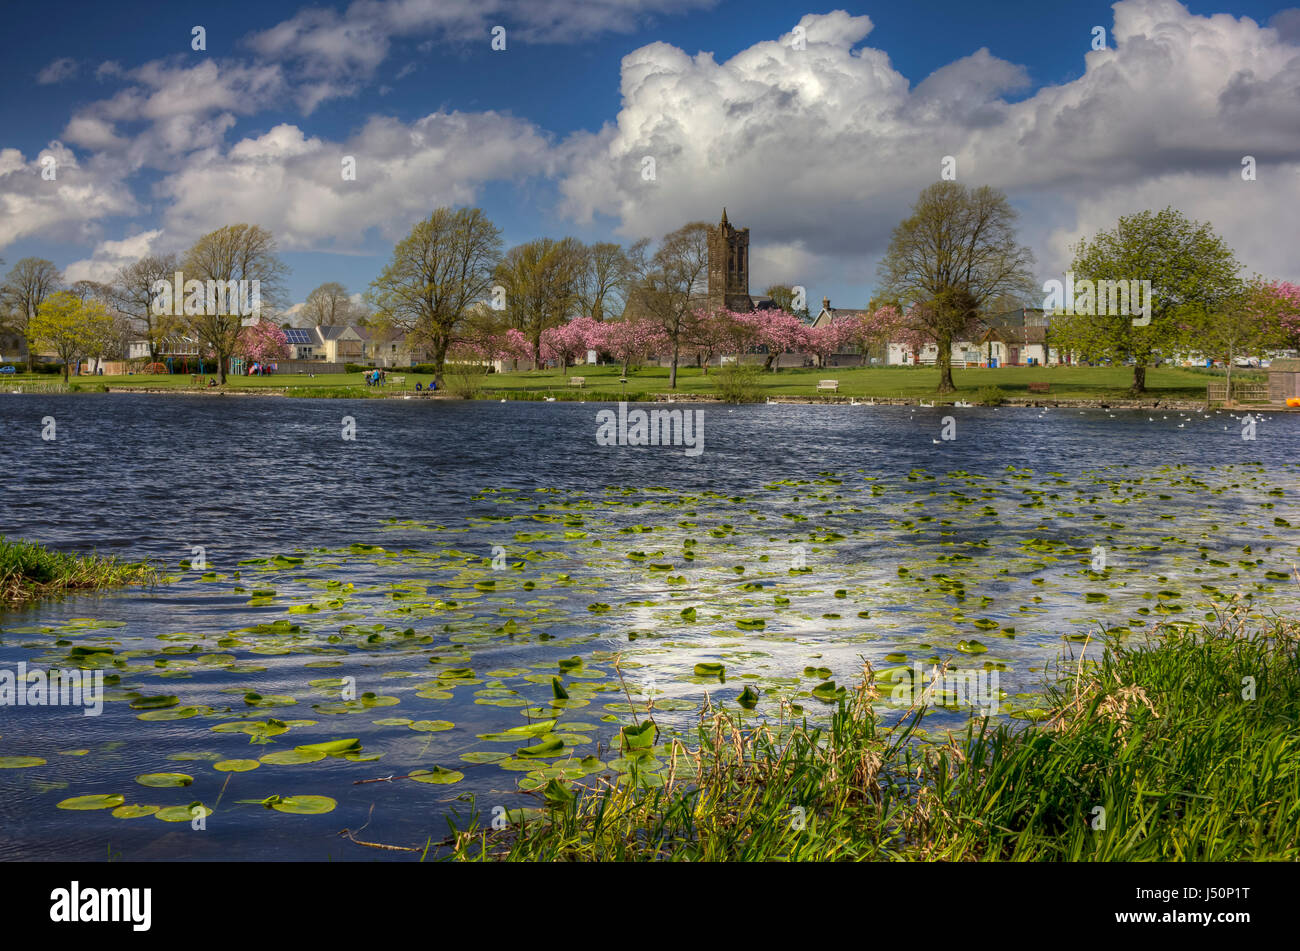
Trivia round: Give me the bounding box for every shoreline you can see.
[4,386,1289,411]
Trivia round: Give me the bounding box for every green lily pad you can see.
[214,759,261,772]
[409,766,464,785]
[135,772,194,788]
[57,794,125,811]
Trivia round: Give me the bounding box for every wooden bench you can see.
[569,376,585,388]
[392,376,406,386]
[817,379,839,393]
[1028,382,1050,393]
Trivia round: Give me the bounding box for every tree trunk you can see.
[1130,362,1146,395]
[670,344,679,389]
[936,335,955,393]
[434,338,449,387]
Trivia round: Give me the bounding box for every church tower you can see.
[707,208,753,313]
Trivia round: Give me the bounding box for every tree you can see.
[494,237,584,369]
[109,254,179,364]
[300,282,356,327]
[804,317,858,368]
[1,258,63,372]
[368,207,503,386]
[28,291,115,381]
[540,316,599,376]
[1260,280,1300,351]
[879,183,1035,393]
[181,224,288,384]
[595,315,667,377]
[685,308,746,376]
[764,285,810,322]
[630,222,710,389]
[237,319,292,369]
[578,241,642,322]
[1051,208,1240,394]
[853,302,908,366]
[734,308,808,371]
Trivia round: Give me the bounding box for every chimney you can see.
[822,297,830,312]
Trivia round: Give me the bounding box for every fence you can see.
[1206,381,1271,404]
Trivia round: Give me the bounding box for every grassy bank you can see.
[445,613,1300,860]
[0,535,159,606]
[2,364,1259,403]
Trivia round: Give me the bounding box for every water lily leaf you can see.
[129,695,179,710]
[261,750,326,766]
[408,720,454,733]
[214,759,261,772]
[0,756,46,768]
[693,662,725,679]
[270,795,337,814]
[155,802,212,822]
[295,738,360,755]
[516,736,566,758]
[737,685,760,709]
[620,720,657,751]
[57,794,125,810]
[111,804,158,819]
[409,766,464,785]
[135,772,193,788]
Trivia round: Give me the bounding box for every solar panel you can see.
[285,328,313,344]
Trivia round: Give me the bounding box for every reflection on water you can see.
[1,395,1296,859]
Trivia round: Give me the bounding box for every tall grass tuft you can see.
[0,535,159,605]
[443,612,1300,861]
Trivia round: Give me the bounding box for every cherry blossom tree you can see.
[540,316,600,376]
[236,319,290,371]
[804,317,858,368]
[686,308,750,375]
[596,315,668,376]
[734,308,809,371]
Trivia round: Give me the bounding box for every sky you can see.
[2,0,1299,316]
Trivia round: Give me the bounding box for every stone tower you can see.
[706,208,753,313]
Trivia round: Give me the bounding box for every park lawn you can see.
[481,364,1239,401]
[4,365,1252,400]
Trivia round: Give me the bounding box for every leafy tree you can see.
[578,241,643,322]
[879,183,1035,393]
[368,207,503,386]
[28,291,115,381]
[1052,208,1240,394]
[494,237,584,369]
[1,258,63,372]
[764,285,810,322]
[181,224,288,384]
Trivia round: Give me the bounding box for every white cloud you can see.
[0,143,137,249]
[64,229,165,283]
[153,112,554,249]
[36,57,78,84]
[559,1,1300,287]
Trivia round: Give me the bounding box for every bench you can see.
[392,376,405,386]
[1028,382,1050,393]
[817,379,839,393]
[569,376,585,388]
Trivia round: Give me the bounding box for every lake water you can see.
[1,395,1296,859]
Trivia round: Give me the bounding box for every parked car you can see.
[0,366,16,374]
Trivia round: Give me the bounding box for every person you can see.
[208,377,217,387]
[380,369,386,385]
[415,381,422,392]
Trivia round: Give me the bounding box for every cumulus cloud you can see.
[64,229,165,283]
[153,112,555,249]
[560,1,1300,289]
[0,142,137,249]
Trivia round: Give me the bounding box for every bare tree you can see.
[577,241,643,322]
[629,222,710,389]
[1,257,63,371]
[300,282,356,327]
[109,253,180,365]
[367,207,503,385]
[879,183,1035,393]
[181,224,289,384]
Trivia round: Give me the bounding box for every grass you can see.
[0,535,160,605]
[2,364,1261,402]
[443,610,1300,861]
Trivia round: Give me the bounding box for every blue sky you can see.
[3,0,1299,313]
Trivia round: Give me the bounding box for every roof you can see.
[284,328,314,344]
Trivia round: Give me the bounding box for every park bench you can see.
[569,376,586,388]
[1028,382,1050,393]
[817,379,839,393]
[392,376,406,386]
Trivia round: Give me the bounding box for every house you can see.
[812,298,871,365]
[1267,359,1300,405]
[886,307,1067,367]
